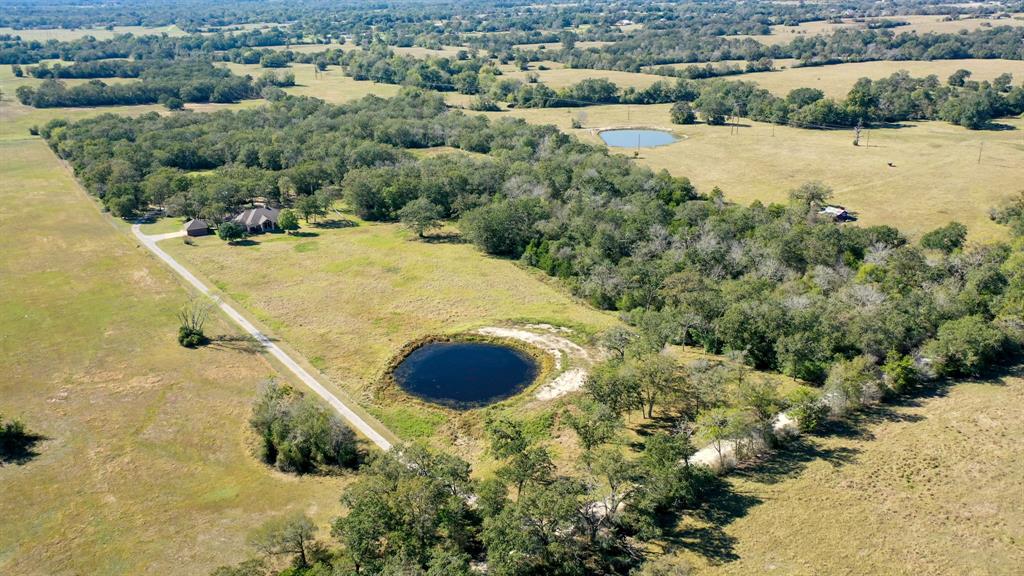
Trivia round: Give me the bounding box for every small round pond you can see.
[393,342,539,409]
[599,128,677,148]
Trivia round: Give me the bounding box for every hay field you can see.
[0,137,348,575]
[500,66,669,89]
[477,104,1024,241]
[678,370,1024,575]
[0,25,186,41]
[220,62,401,104]
[731,14,1024,45]
[736,58,1024,98]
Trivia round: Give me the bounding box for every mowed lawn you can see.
[0,139,349,575]
[479,104,1024,241]
[679,370,1024,575]
[735,59,1024,98]
[161,218,617,399]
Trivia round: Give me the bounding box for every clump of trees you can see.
[249,381,359,474]
[15,60,293,108]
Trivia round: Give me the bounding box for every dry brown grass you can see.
[0,138,349,575]
[735,59,1024,98]
[729,14,1024,45]
[673,370,1024,575]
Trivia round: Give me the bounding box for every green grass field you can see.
[678,370,1024,575]
[0,138,350,575]
[477,104,1024,242]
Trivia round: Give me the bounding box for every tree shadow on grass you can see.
[421,232,465,244]
[290,231,320,238]
[729,437,860,486]
[208,334,265,354]
[314,218,358,229]
[229,239,260,247]
[0,429,46,466]
[659,476,761,564]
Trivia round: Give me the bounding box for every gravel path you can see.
[132,225,393,451]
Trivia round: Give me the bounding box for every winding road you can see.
[132,225,393,451]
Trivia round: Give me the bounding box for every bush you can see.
[177,326,207,347]
[824,355,882,414]
[920,221,967,253]
[882,352,920,395]
[786,388,828,432]
[924,315,1006,377]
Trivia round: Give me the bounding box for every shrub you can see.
[277,208,300,233]
[882,351,920,395]
[824,355,882,414]
[924,315,1006,377]
[920,221,967,253]
[786,387,828,432]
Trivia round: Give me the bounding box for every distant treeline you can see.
[15,61,294,108]
[0,27,299,64]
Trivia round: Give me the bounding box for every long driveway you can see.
[132,225,393,451]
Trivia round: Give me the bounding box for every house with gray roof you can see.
[232,206,280,233]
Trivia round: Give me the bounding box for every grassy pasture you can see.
[500,66,669,90]
[159,215,618,457]
[0,138,348,575]
[219,62,401,104]
[161,217,617,396]
[735,58,1024,98]
[476,104,1024,241]
[730,14,1024,45]
[679,370,1024,575]
[0,25,187,41]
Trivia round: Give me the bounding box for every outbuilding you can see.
[184,218,211,237]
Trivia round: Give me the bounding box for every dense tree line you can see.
[0,27,299,64]
[15,60,293,108]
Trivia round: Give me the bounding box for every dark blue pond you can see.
[393,342,539,409]
[599,128,677,148]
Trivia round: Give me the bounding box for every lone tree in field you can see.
[177,297,212,347]
[277,208,300,234]
[398,197,443,238]
[217,221,247,244]
[250,513,319,570]
[670,101,696,125]
[790,181,833,212]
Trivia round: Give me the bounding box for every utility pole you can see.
[853,119,862,146]
[977,141,984,164]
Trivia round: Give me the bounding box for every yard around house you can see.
[0,137,350,575]
[475,104,1024,242]
[160,214,619,455]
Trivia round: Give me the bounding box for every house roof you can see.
[820,206,848,216]
[232,207,280,228]
[184,218,209,231]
